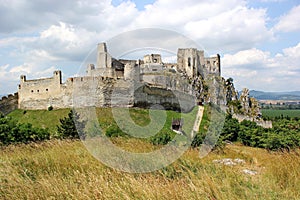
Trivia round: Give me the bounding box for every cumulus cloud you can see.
[0,0,297,93]
[223,48,270,67]
[1,0,273,52]
[274,5,300,32]
[0,62,57,94]
[132,0,273,52]
[222,42,300,91]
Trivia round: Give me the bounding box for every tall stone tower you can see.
[96,43,112,69]
[96,43,114,77]
[177,48,203,78]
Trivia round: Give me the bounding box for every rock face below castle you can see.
[11,43,224,113]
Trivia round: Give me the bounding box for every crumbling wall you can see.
[141,73,195,96]
[204,54,220,76]
[19,75,135,110]
[18,71,63,110]
[177,48,200,78]
[0,93,18,115]
[233,114,272,128]
[134,84,196,113]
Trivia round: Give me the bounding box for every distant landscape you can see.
[248,90,300,101]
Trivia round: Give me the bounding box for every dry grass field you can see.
[1,139,299,200]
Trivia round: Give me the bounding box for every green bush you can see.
[105,125,127,137]
[219,114,300,151]
[0,114,50,145]
[219,114,240,142]
[191,131,206,148]
[150,130,173,145]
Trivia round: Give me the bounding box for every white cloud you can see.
[274,5,300,32]
[0,0,297,93]
[223,48,270,67]
[129,0,273,52]
[222,42,300,91]
[282,42,300,58]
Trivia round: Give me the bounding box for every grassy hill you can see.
[1,139,299,199]
[2,107,300,199]
[8,109,70,133]
[7,107,197,137]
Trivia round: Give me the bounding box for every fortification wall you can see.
[177,48,199,78]
[204,55,220,76]
[19,75,135,110]
[18,71,63,110]
[134,85,196,113]
[0,93,18,115]
[72,77,134,108]
[18,70,197,113]
[233,114,272,129]
[141,73,194,95]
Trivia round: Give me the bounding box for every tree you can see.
[220,114,240,142]
[57,110,85,139]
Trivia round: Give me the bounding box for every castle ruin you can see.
[2,43,223,113]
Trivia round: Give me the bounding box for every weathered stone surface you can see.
[0,93,18,115]
[213,158,246,166]
[242,169,258,175]
[9,42,227,113]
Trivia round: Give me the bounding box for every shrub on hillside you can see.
[219,114,300,151]
[150,129,173,145]
[191,131,206,148]
[57,110,86,139]
[0,114,50,145]
[105,125,127,137]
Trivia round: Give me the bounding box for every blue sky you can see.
[0,0,300,95]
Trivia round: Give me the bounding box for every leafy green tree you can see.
[220,114,240,142]
[57,110,85,139]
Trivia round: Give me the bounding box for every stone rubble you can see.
[212,158,245,166]
[213,158,258,175]
[242,169,258,175]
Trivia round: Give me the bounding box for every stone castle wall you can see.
[204,55,221,77]
[0,93,18,115]
[13,43,223,112]
[233,114,273,129]
[18,67,197,112]
[18,71,63,110]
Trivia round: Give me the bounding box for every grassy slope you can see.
[8,107,197,136]
[8,109,70,133]
[2,107,300,199]
[1,139,299,199]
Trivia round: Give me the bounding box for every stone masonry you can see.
[3,43,223,113]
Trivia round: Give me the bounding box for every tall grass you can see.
[1,140,299,199]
